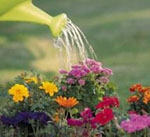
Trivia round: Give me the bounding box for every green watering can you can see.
[0,0,67,37]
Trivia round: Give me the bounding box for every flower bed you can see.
[0,59,150,137]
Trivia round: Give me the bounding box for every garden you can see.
[0,0,150,137]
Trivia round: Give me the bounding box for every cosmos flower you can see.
[8,84,29,102]
[39,82,58,96]
[55,96,78,108]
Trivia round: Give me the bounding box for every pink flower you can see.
[101,68,113,76]
[61,86,67,91]
[80,108,93,122]
[67,78,75,84]
[127,111,137,115]
[81,65,90,73]
[90,65,102,74]
[69,66,88,78]
[86,58,102,67]
[67,108,97,129]
[78,79,86,86]
[59,70,68,74]
[121,114,150,133]
[99,77,110,84]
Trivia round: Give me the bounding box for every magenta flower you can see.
[78,79,86,86]
[121,114,150,133]
[67,78,75,84]
[67,108,97,129]
[69,66,88,78]
[80,108,93,123]
[90,65,102,74]
[81,65,90,73]
[99,77,110,84]
[67,119,84,127]
[101,68,113,76]
[86,58,102,67]
[59,70,68,74]
[61,86,67,91]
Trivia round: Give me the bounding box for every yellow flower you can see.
[143,90,150,104]
[25,77,38,84]
[55,96,79,108]
[8,84,29,103]
[39,82,58,96]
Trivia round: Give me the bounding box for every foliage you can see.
[56,58,116,111]
[127,84,150,114]
[0,61,150,137]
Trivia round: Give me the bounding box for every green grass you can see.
[0,0,150,106]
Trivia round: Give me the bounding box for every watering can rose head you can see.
[0,0,67,37]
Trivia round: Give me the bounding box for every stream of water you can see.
[53,19,97,69]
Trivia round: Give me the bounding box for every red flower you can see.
[95,97,119,109]
[127,111,137,115]
[138,87,150,93]
[93,108,114,125]
[129,84,142,92]
[127,95,139,103]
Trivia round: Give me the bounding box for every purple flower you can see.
[59,70,68,74]
[90,65,102,74]
[67,78,75,84]
[69,67,88,78]
[78,79,86,86]
[61,86,67,91]
[81,65,90,73]
[0,112,51,126]
[99,77,110,84]
[101,68,113,76]
[71,65,81,69]
[86,58,102,67]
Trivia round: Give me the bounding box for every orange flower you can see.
[139,87,150,93]
[143,90,150,104]
[55,96,79,108]
[53,113,59,123]
[127,95,139,103]
[129,84,142,92]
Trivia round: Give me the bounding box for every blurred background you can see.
[0,0,150,105]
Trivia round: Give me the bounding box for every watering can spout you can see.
[0,0,67,37]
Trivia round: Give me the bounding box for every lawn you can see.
[0,0,150,106]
